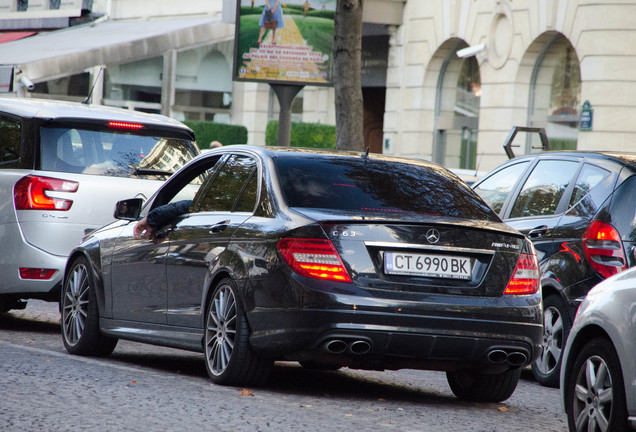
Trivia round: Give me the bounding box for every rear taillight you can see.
[504,252,540,295]
[582,220,626,278]
[277,238,353,283]
[19,268,56,280]
[14,175,79,211]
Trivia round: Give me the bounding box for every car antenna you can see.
[361,146,370,160]
[82,67,104,104]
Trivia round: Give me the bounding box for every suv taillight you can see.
[14,175,79,211]
[504,252,540,295]
[277,238,353,283]
[582,220,626,278]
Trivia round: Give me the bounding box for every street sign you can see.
[580,100,593,131]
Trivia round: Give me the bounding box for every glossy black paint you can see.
[473,151,636,316]
[66,146,542,373]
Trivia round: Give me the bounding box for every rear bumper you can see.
[246,277,543,372]
[0,223,65,298]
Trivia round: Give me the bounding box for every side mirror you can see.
[114,198,143,220]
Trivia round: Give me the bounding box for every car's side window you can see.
[606,175,636,241]
[509,160,579,218]
[568,163,610,208]
[473,161,530,214]
[0,116,21,164]
[233,169,258,212]
[195,155,258,212]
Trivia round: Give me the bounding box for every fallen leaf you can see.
[131,381,137,385]
[498,406,509,412]
[239,389,254,396]
[345,414,353,417]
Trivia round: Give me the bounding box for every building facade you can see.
[0,0,634,170]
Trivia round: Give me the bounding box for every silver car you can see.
[0,98,199,312]
[560,266,636,431]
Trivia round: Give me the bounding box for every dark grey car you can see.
[61,146,542,402]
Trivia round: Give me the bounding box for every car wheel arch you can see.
[63,249,107,317]
[562,325,611,391]
[201,271,253,329]
[540,277,563,301]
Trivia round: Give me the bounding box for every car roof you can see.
[507,150,636,169]
[0,97,191,130]
[204,144,448,169]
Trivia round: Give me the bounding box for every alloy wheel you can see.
[535,305,563,376]
[572,355,613,431]
[62,263,90,346]
[205,284,237,376]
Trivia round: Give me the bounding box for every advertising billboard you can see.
[233,0,335,86]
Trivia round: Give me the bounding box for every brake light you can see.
[277,238,353,283]
[14,175,79,211]
[108,121,145,131]
[582,220,626,278]
[504,253,540,295]
[19,268,56,280]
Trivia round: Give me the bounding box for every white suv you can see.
[0,98,199,312]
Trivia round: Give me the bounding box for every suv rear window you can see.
[0,117,21,164]
[274,155,499,220]
[39,127,198,179]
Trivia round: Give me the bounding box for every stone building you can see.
[0,1,632,171]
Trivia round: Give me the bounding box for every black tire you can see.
[61,256,118,356]
[204,278,273,386]
[532,293,572,387]
[446,368,521,402]
[565,338,628,432]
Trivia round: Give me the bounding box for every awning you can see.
[0,17,234,84]
[0,31,37,44]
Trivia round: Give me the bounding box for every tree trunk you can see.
[334,0,364,151]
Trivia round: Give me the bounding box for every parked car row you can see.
[5,99,635,422]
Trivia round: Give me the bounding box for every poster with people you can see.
[233,0,335,86]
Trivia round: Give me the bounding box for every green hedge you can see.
[266,121,336,148]
[183,121,248,149]
[548,138,577,151]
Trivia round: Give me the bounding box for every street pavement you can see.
[0,301,569,432]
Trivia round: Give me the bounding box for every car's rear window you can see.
[274,155,499,221]
[39,127,198,179]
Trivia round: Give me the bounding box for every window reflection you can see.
[530,37,581,152]
[435,48,480,170]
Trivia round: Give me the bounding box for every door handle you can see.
[209,220,231,234]
[528,225,548,238]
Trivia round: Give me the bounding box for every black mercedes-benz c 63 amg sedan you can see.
[61,145,542,402]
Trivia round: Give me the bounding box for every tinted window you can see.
[233,171,258,213]
[39,127,198,179]
[568,164,610,208]
[195,155,257,212]
[0,117,21,164]
[509,160,579,218]
[607,175,636,240]
[473,161,530,214]
[274,155,498,220]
